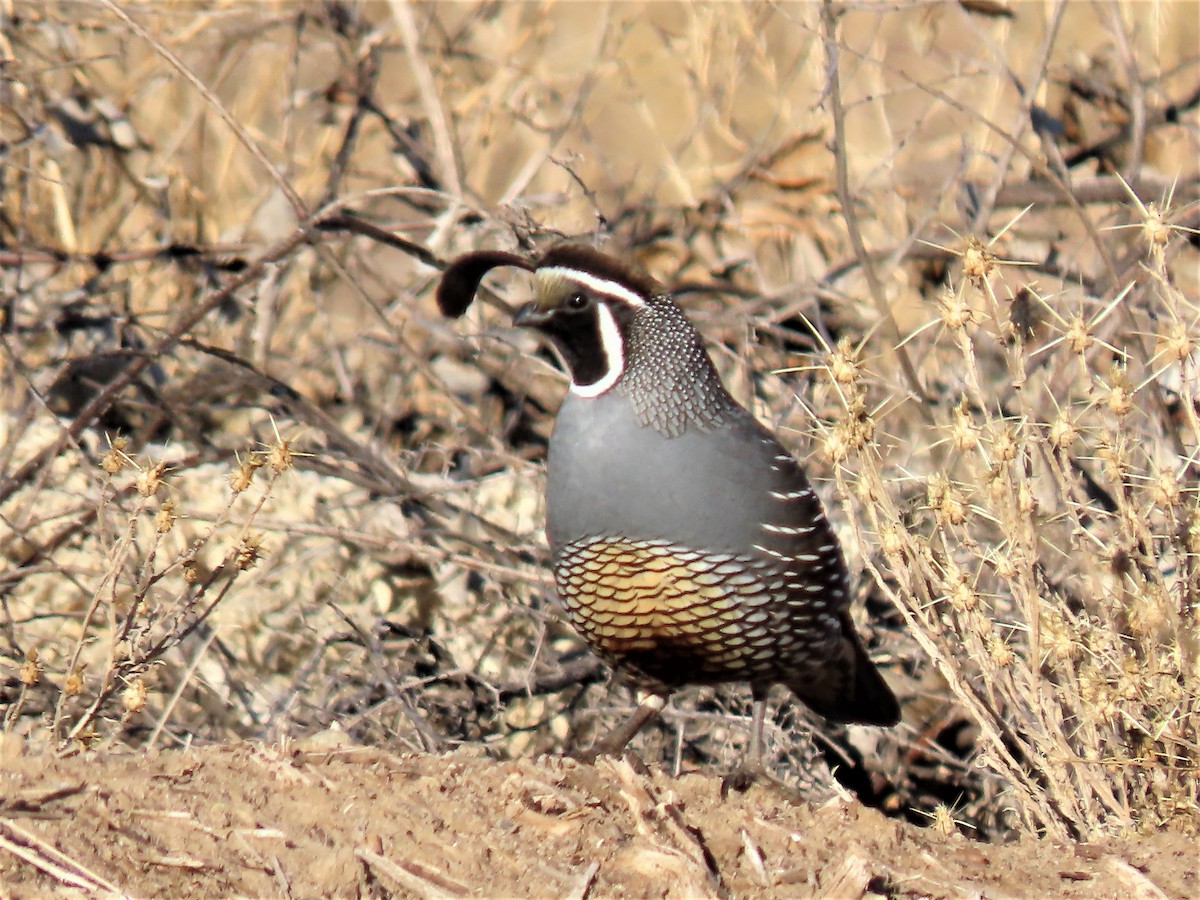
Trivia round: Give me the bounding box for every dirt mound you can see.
[1,743,1193,898]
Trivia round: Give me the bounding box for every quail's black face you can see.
[436,244,659,398]
[514,265,645,396]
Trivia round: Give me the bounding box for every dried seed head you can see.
[879,524,905,559]
[949,576,977,611]
[122,677,147,713]
[137,460,167,497]
[1157,320,1194,364]
[1064,313,1093,356]
[989,426,1018,464]
[1097,432,1128,482]
[268,438,294,474]
[182,557,199,584]
[1152,467,1180,509]
[63,665,86,697]
[1047,413,1077,450]
[1077,662,1114,718]
[1105,364,1133,417]
[236,533,264,570]
[1141,202,1170,253]
[827,337,861,385]
[1017,482,1038,514]
[962,236,995,283]
[986,465,1007,501]
[1126,586,1168,640]
[1041,609,1078,664]
[102,436,129,474]
[19,649,40,686]
[988,633,1014,667]
[939,285,976,330]
[991,552,1016,581]
[951,397,978,451]
[854,474,879,504]
[155,497,177,533]
[931,805,957,836]
[229,452,265,494]
[928,473,968,526]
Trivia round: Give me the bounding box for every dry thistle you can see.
[101,435,130,474]
[879,523,905,559]
[137,460,167,497]
[988,633,1014,668]
[229,451,265,493]
[928,472,967,526]
[938,284,976,331]
[1047,412,1078,451]
[826,336,861,385]
[1140,201,1171,255]
[155,497,177,533]
[951,396,978,452]
[268,437,295,474]
[122,677,148,714]
[1126,585,1169,641]
[961,236,995,284]
[1152,467,1181,509]
[1040,608,1078,665]
[1105,364,1133,418]
[1064,313,1094,356]
[1097,431,1130,483]
[942,561,976,612]
[19,649,40,686]
[63,664,86,697]
[1156,320,1194,365]
[236,533,264,570]
[824,391,874,462]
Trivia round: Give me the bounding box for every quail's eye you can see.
[566,292,589,310]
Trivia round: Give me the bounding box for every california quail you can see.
[438,244,899,764]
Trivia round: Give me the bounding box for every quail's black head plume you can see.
[438,243,899,768]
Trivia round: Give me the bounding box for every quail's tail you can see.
[789,613,900,727]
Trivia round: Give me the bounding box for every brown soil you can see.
[1,743,1194,899]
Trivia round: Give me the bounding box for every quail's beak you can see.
[512,302,550,329]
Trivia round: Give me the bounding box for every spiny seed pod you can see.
[1152,467,1180,508]
[1048,413,1077,450]
[268,438,294,474]
[961,236,995,283]
[237,534,263,570]
[939,285,975,330]
[1106,365,1133,417]
[1157,320,1193,364]
[1064,313,1093,356]
[229,452,265,494]
[951,397,978,451]
[19,649,40,686]
[102,436,130,474]
[63,665,86,697]
[123,677,147,713]
[827,336,861,385]
[156,497,177,534]
[138,460,167,497]
[988,633,1014,667]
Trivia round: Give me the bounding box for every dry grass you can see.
[1,0,1198,842]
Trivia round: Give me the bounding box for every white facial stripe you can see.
[570,301,625,398]
[538,266,646,308]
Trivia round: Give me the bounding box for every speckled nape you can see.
[620,296,731,437]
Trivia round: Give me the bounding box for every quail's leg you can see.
[721,687,770,794]
[575,692,666,763]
